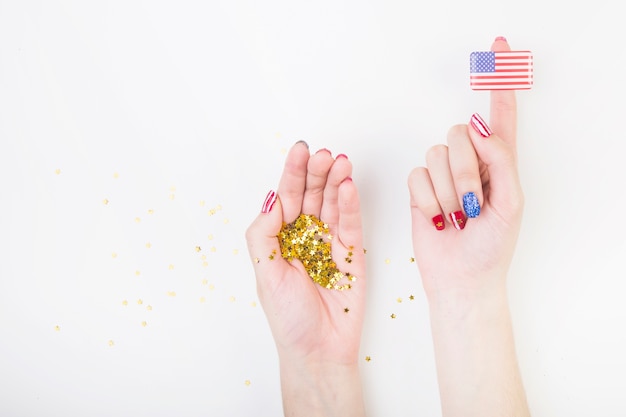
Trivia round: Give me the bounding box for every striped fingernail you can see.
[463,192,481,218]
[261,190,277,213]
[449,211,466,230]
[432,214,445,231]
[470,113,493,138]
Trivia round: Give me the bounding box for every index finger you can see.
[490,36,518,150]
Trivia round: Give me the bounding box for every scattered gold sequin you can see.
[195,246,202,252]
[365,356,371,362]
[409,257,415,263]
[223,218,229,224]
[409,295,415,301]
[200,200,206,207]
[141,321,147,327]
[137,299,143,305]
[170,186,176,192]
[250,301,257,307]
[122,300,128,306]
[208,208,217,216]
[210,246,217,253]
[55,169,61,175]
[54,325,61,331]
[278,214,355,290]
[244,380,251,386]
[199,297,206,303]
[385,258,391,264]
[113,172,119,179]
[167,291,176,297]
[135,270,141,276]
[169,194,175,200]
[208,234,214,240]
[201,279,208,285]
[253,257,260,264]
[202,261,209,267]
[111,252,118,259]
[134,217,141,223]
[344,307,350,313]
[148,209,154,215]
[145,242,152,249]
[229,296,236,302]
[390,313,396,319]
[232,249,239,255]
[108,340,115,347]
[103,198,109,205]
[208,284,215,291]
[146,305,153,311]
[397,297,403,303]
[168,264,174,270]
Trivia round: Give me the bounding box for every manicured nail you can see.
[449,211,466,230]
[336,153,348,159]
[495,36,507,42]
[432,214,445,231]
[261,190,277,213]
[470,113,492,138]
[295,140,309,148]
[316,148,332,156]
[463,192,481,218]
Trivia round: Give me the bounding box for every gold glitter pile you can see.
[278,213,354,290]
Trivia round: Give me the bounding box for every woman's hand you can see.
[246,141,366,417]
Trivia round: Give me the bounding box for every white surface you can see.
[1,1,625,416]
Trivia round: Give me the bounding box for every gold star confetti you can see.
[170,186,176,192]
[55,169,61,175]
[233,249,239,255]
[195,246,202,252]
[146,305,153,311]
[108,340,115,347]
[201,279,208,285]
[202,261,208,267]
[409,295,415,300]
[147,209,154,215]
[113,172,119,179]
[278,214,355,290]
[208,234,214,240]
[168,264,174,270]
[103,198,109,205]
[223,218,229,224]
[229,296,236,303]
[244,380,251,387]
[169,194,175,200]
[199,297,206,303]
[397,297,403,303]
[208,208,216,216]
[208,284,215,291]
[250,301,257,307]
[199,200,205,207]
[134,217,141,223]
[365,356,371,362]
[167,291,176,297]
[141,321,147,327]
[385,258,391,264]
[390,313,396,319]
[111,252,118,259]
[54,325,61,332]
[253,257,260,264]
[145,242,152,249]
[137,299,143,305]
[410,257,415,263]
[344,307,350,313]
[210,246,217,253]
[135,270,141,276]
[122,300,128,306]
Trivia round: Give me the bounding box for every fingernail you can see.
[449,211,466,230]
[432,214,445,231]
[462,192,481,218]
[336,153,348,159]
[295,140,309,148]
[470,113,492,138]
[261,190,277,213]
[495,36,507,42]
[316,148,332,156]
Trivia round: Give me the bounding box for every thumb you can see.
[467,113,524,218]
[245,190,285,276]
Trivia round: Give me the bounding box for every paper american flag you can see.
[470,51,533,90]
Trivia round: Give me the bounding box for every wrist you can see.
[278,355,365,417]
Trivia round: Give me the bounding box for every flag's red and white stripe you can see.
[470,51,533,91]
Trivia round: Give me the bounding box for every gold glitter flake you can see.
[103,199,109,205]
[55,169,61,175]
[390,313,396,319]
[122,300,128,306]
[167,291,177,297]
[199,297,206,303]
[146,305,153,311]
[385,258,391,264]
[278,214,355,290]
[195,246,202,252]
[409,295,415,301]
[134,217,141,223]
[168,264,174,270]
[244,380,251,386]
[54,325,61,332]
[108,340,115,347]
[148,209,154,215]
[141,321,147,327]
[410,257,415,263]
[344,307,350,313]
[229,296,236,302]
[111,252,118,259]
[137,299,143,305]
[365,356,371,362]
[145,242,152,249]
[253,257,260,264]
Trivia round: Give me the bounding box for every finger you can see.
[447,124,483,219]
[336,177,364,249]
[245,192,287,280]
[320,154,352,226]
[407,167,446,231]
[276,141,310,223]
[490,36,518,149]
[301,149,334,217]
[426,145,467,230]
[468,113,524,218]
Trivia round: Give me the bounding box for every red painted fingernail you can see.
[432,214,445,231]
[261,190,277,213]
[495,36,507,42]
[449,211,467,230]
[336,153,348,159]
[470,113,492,138]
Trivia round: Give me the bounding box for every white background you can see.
[1,1,625,416]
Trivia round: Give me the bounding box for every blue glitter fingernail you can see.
[463,192,481,218]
